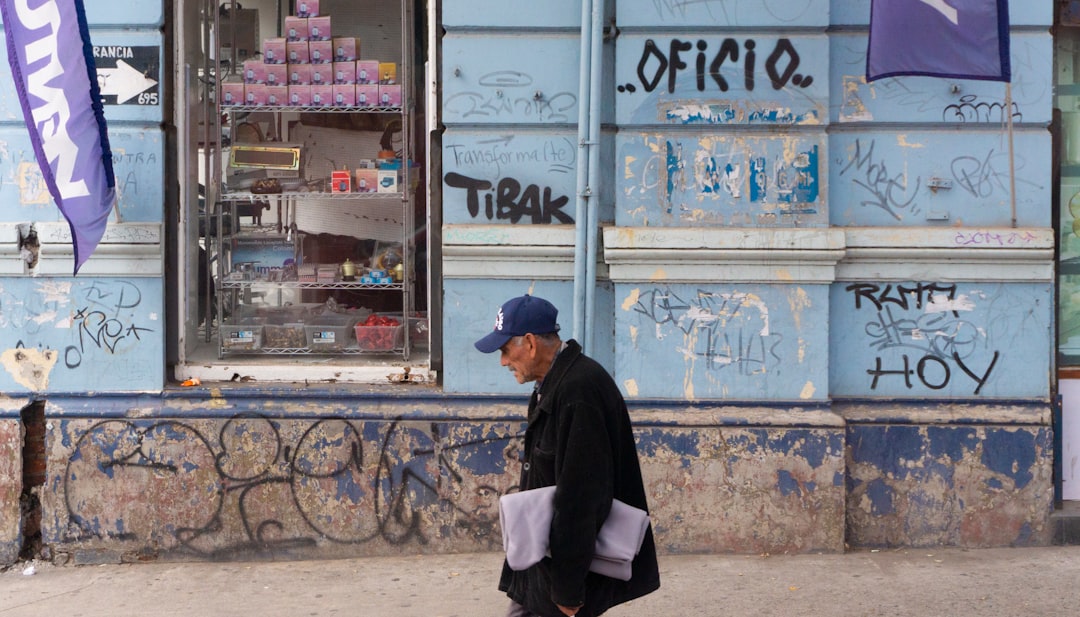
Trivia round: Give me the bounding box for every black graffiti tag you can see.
[620,37,813,94]
[444,172,574,224]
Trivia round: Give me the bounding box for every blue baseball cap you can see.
[474,295,560,353]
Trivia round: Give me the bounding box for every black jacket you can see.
[499,340,660,617]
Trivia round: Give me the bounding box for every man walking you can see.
[475,294,660,617]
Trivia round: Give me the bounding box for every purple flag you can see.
[866,0,1011,82]
[1,0,116,274]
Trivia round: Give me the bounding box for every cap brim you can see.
[475,330,513,353]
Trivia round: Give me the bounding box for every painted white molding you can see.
[603,227,846,283]
[442,224,609,279]
[838,227,1055,282]
[0,222,163,276]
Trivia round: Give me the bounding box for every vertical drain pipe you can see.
[572,0,595,347]
[583,0,605,353]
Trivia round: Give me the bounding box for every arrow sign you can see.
[92,45,160,105]
[97,59,158,104]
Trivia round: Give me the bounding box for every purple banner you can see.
[866,0,1011,83]
[1,0,116,274]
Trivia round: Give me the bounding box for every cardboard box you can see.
[355,60,379,84]
[333,84,356,107]
[263,38,287,64]
[354,168,378,193]
[355,84,378,107]
[288,64,313,85]
[377,169,399,193]
[308,16,332,40]
[310,84,334,107]
[309,40,333,64]
[379,84,402,107]
[288,85,312,107]
[265,85,289,106]
[221,82,245,106]
[295,0,319,17]
[331,169,352,193]
[245,83,269,106]
[284,16,308,41]
[333,61,356,84]
[242,60,266,84]
[310,64,330,85]
[287,41,309,64]
[333,38,360,62]
[378,62,397,84]
[265,64,287,86]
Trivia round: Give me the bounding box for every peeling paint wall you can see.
[37,398,846,561]
[0,419,21,563]
[844,408,1054,548]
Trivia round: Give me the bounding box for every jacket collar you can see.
[534,339,581,416]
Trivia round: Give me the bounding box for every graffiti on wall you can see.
[616,35,823,126]
[629,287,782,375]
[0,279,159,391]
[836,137,1043,223]
[832,282,1053,397]
[444,70,577,123]
[442,135,577,224]
[619,134,823,227]
[55,415,520,558]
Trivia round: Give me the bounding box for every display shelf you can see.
[220,191,404,201]
[220,280,403,290]
[221,105,402,113]
[236,346,404,355]
[210,0,416,362]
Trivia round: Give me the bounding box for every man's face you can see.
[499,335,538,384]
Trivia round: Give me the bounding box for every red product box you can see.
[263,38,287,64]
[309,40,333,64]
[355,84,379,107]
[333,37,360,62]
[245,83,269,106]
[308,16,332,41]
[284,16,309,41]
[288,64,313,85]
[221,82,245,106]
[354,168,378,193]
[333,85,356,107]
[287,41,309,64]
[379,84,402,107]
[288,85,312,107]
[310,65,331,85]
[331,169,352,193]
[333,62,356,84]
[242,60,266,84]
[296,0,319,17]
[355,60,378,84]
[310,84,334,107]
[266,85,289,106]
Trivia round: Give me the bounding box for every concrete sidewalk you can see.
[1,546,1078,617]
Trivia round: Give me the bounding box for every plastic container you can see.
[263,323,308,349]
[305,314,358,351]
[354,323,403,352]
[220,318,263,351]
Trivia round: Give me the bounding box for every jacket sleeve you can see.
[548,396,614,607]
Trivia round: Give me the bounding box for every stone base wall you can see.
[0,395,1054,566]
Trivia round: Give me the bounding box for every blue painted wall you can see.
[0,2,164,393]
[614,283,828,400]
[830,282,1051,398]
